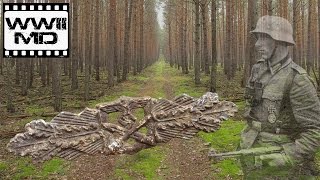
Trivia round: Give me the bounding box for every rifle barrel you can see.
[209,146,283,158]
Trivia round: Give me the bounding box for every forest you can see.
[0,0,320,179]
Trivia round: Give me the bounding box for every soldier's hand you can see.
[259,153,292,167]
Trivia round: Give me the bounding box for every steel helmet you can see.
[250,15,295,46]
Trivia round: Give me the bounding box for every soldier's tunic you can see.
[241,55,320,179]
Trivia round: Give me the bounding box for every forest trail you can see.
[158,64,214,179]
[1,60,244,180]
[67,60,215,179]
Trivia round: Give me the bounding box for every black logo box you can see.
[3,3,69,58]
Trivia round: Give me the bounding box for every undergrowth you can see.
[2,59,249,179]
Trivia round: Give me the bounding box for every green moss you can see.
[5,157,68,180]
[12,158,37,180]
[115,147,165,180]
[25,104,53,116]
[39,158,66,177]
[0,161,8,173]
[198,120,245,152]
[198,120,245,179]
[212,159,242,179]
[134,108,145,120]
[235,101,246,112]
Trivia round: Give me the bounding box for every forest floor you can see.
[0,59,281,179]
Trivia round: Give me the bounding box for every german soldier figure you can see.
[241,15,320,179]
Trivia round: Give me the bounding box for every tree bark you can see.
[5,60,15,113]
[52,59,62,112]
[194,0,201,84]
[94,0,100,81]
[210,0,217,93]
[123,0,133,81]
[242,0,258,87]
[138,0,144,72]
[201,0,209,75]
[71,0,78,89]
[307,0,312,74]
[108,0,116,86]
[292,0,299,63]
[318,0,320,89]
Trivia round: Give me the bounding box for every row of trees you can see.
[162,0,320,91]
[1,0,160,112]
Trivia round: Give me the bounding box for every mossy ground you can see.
[7,59,320,179]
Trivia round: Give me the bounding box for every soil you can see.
[64,66,215,179]
[0,64,217,180]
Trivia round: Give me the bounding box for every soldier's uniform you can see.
[241,16,320,179]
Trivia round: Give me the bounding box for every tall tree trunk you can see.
[15,60,20,84]
[225,0,231,79]
[318,0,320,89]
[292,0,299,63]
[194,0,201,84]
[210,0,217,92]
[279,0,288,18]
[84,0,91,100]
[0,1,2,75]
[21,62,27,96]
[201,0,210,75]
[301,3,305,68]
[183,1,188,74]
[133,1,137,75]
[5,60,15,113]
[71,0,78,89]
[168,21,173,67]
[268,0,273,15]
[242,0,258,87]
[122,0,133,81]
[108,0,116,86]
[52,59,62,112]
[40,59,46,86]
[94,0,100,81]
[262,0,273,16]
[179,2,185,73]
[307,0,313,74]
[138,0,144,72]
[27,59,34,88]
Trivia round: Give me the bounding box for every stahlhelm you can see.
[250,15,295,46]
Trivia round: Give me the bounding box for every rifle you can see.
[208,146,283,161]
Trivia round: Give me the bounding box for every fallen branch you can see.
[7,114,31,119]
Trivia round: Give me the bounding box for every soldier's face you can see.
[254,33,276,60]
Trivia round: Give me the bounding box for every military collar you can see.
[258,54,291,75]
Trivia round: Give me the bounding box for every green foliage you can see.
[198,120,245,179]
[25,104,53,116]
[2,157,68,180]
[212,159,242,179]
[0,161,8,175]
[12,158,37,180]
[40,158,66,177]
[115,147,166,180]
[198,120,245,152]
[235,101,246,111]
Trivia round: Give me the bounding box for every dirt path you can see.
[158,66,214,180]
[8,61,215,180]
